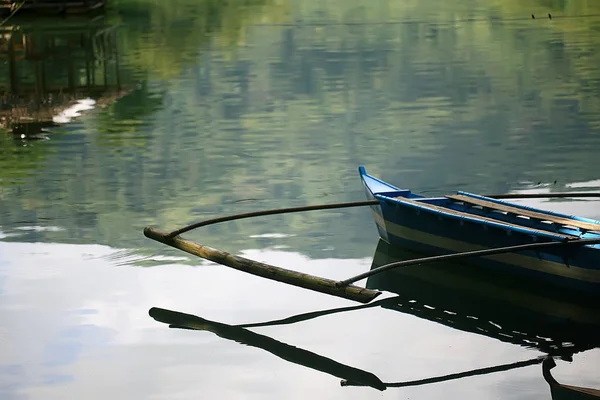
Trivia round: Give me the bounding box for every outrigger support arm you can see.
[144,200,383,303]
[165,193,600,238]
[165,200,380,238]
[336,238,600,287]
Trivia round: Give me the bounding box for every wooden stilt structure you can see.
[0,0,106,16]
[0,14,130,136]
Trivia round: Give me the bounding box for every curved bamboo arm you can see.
[165,200,380,238]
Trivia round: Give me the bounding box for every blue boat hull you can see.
[359,167,600,295]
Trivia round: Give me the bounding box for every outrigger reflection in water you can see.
[149,240,600,395]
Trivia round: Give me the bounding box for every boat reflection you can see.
[149,240,600,395]
[366,239,600,358]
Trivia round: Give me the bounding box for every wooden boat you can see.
[359,166,600,294]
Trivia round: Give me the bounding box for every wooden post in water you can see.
[144,227,381,303]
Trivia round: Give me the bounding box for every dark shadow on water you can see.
[150,240,600,392]
[148,306,551,392]
[366,240,600,358]
[149,306,388,391]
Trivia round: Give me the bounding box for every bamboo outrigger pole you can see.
[145,200,383,303]
[144,226,381,303]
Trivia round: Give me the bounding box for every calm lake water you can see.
[1,0,600,398]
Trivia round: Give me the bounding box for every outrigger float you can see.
[144,166,600,303]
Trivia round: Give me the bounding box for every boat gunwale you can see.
[456,191,600,228]
[357,166,402,192]
[375,193,581,242]
[358,166,598,245]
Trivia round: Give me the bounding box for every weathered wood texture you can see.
[144,227,381,303]
[393,196,578,239]
[448,194,600,232]
[488,193,600,200]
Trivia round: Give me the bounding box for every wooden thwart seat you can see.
[447,194,600,233]
[393,197,578,240]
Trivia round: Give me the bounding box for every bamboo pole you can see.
[487,192,600,199]
[337,238,600,287]
[144,227,381,303]
[165,200,380,238]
